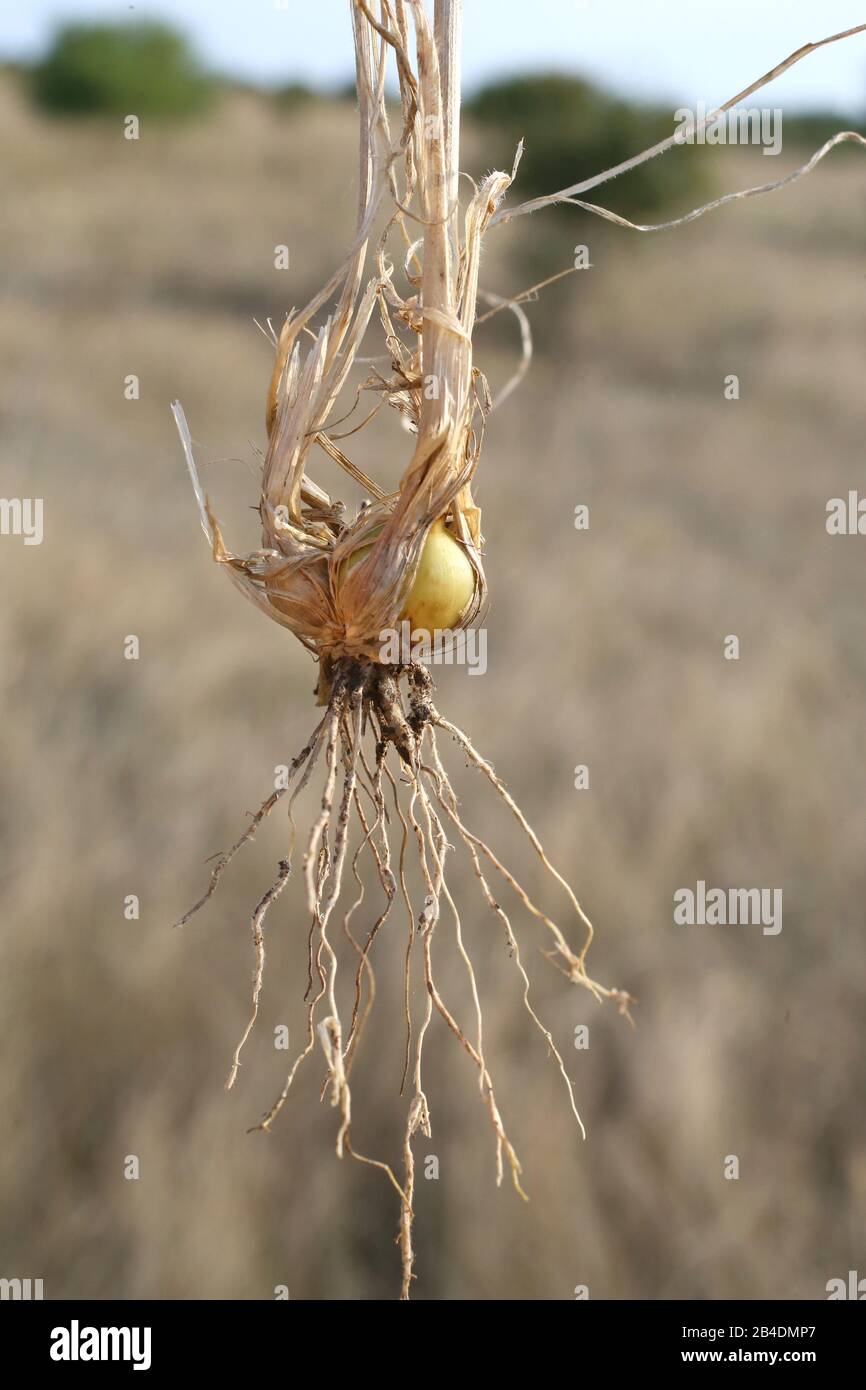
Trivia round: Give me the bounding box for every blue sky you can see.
[2,1,866,110]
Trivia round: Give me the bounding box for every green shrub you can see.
[271,81,319,112]
[466,73,705,217]
[32,22,214,119]
[782,110,865,149]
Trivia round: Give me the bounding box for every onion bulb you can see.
[342,518,475,632]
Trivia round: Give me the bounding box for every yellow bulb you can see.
[343,518,476,632]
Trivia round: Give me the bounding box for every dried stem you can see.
[561,131,866,235]
[490,22,866,226]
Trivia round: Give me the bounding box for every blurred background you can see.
[1,1,865,1301]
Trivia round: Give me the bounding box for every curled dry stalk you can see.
[173,2,865,1298]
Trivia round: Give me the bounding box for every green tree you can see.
[32,22,214,119]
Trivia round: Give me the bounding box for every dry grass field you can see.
[1,66,864,1299]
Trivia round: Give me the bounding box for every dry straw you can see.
[173,3,865,1298]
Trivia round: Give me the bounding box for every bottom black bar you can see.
[1,1297,862,1372]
